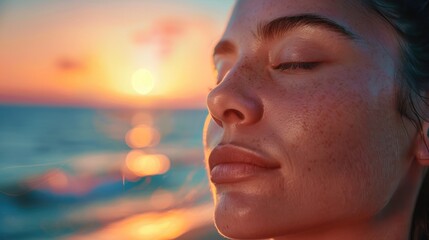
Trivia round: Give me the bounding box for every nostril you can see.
[223,109,245,123]
[213,116,223,127]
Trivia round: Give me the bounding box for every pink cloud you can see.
[56,57,85,72]
[133,19,187,58]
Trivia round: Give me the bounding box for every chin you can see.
[213,194,291,240]
[214,215,297,240]
[213,194,265,239]
[212,192,350,240]
[214,214,271,240]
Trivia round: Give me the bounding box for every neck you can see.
[273,161,424,240]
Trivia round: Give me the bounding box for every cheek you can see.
[263,67,404,215]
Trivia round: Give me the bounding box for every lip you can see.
[208,144,280,184]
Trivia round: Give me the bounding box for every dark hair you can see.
[361,1,429,239]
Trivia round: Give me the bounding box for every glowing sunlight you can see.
[131,68,155,95]
[0,1,234,239]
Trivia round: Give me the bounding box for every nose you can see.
[206,71,263,127]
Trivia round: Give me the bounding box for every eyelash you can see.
[211,62,319,88]
[272,62,319,71]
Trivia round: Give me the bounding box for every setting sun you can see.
[0,1,235,239]
[131,69,155,95]
[0,0,233,108]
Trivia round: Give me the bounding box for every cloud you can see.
[132,19,187,58]
[56,57,85,72]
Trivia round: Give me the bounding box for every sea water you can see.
[0,105,222,239]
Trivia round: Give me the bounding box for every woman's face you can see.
[204,0,417,239]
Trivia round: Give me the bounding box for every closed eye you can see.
[272,62,319,71]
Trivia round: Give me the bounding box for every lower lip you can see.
[210,163,274,184]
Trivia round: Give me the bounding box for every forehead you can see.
[227,0,362,33]
[222,0,398,56]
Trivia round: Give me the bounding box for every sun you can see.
[131,68,155,95]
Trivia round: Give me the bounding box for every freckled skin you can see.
[204,0,428,240]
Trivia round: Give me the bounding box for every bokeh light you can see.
[68,204,214,240]
[125,124,160,148]
[0,0,234,238]
[125,150,170,177]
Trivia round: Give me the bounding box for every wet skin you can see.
[203,0,429,240]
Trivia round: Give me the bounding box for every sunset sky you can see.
[0,0,234,108]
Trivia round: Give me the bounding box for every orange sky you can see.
[0,0,234,109]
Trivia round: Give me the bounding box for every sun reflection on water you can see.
[68,204,214,240]
[125,124,160,148]
[125,150,170,177]
[5,108,214,239]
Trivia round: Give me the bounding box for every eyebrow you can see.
[213,14,359,57]
[257,14,359,41]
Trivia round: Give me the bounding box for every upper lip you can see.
[208,144,281,171]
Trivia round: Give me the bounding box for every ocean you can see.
[0,105,223,239]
